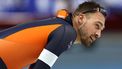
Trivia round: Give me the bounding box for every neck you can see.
[74,34,81,44]
[72,17,81,44]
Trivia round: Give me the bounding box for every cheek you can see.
[85,24,96,35]
[79,26,90,38]
[84,26,93,35]
[85,20,96,34]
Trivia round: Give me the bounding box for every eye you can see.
[95,24,100,29]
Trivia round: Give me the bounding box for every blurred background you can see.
[0,0,122,69]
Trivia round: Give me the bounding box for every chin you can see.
[82,41,93,48]
[84,43,91,48]
[80,38,94,48]
[81,41,90,47]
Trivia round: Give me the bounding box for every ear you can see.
[77,13,87,26]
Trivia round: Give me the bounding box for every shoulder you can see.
[51,24,76,37]
[48,24,77,44]
[45,24,76,56]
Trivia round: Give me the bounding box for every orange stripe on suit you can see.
[0,24,61,69]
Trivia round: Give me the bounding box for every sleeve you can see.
[29,25,76,69]
[0,58,7,69]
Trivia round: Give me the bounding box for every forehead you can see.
[89,12,105,24]
[91,12,105,24]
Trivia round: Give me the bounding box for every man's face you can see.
[77,12,105,47]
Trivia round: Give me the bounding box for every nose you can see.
[95,30,101,38]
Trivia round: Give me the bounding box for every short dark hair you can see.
[73,1,107,17]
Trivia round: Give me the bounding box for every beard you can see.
[78,27,94,47]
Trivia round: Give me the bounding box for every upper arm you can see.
[38,25,76,67]
[45,25,76,56]
[30,25,76,69]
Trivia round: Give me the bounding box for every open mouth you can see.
[90,36,94,42]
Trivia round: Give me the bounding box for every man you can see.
[0,1,107,69]
[72,1,106,47]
